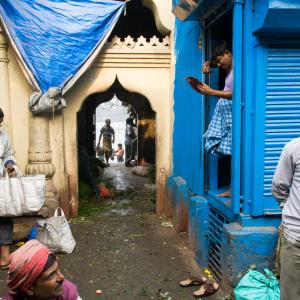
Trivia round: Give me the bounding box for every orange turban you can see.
[7,240,50,294]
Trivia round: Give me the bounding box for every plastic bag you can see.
[234,269,280,300]
[36,207,76,253]
[0,166,45,216]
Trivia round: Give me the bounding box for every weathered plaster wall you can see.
[6,48,31,172]
[4,0,175,216]
[51,1,175,214]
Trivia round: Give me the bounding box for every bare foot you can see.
[217,190,231,198]
[0,245,10,267]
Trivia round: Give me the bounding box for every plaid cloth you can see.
[204,99,232,156]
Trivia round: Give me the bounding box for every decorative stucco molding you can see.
[96,35,171,69]
[103,35,170,51]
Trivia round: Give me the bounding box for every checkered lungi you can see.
[204,99,232,156]
[102,137,113,156]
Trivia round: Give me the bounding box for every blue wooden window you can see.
[252,47,300,216]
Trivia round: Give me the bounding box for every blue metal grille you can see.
[208,206,230,281]
[264,48,300,196]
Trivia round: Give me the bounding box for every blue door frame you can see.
[231,0,243,214]
[202,1,243,219]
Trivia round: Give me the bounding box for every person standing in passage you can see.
[0,108,15,270]
[272,137,300,300]
[124,124,136,166]
[126,113,137,128]
[97,119,115,165]
[187,41,233,197]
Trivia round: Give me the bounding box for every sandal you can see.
[193,282,219,298]
[179,276,207,287]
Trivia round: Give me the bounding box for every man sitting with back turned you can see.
[1,240,82,300]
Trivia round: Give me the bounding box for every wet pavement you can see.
[0,163,224,299]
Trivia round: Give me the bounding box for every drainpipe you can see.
[0,27,13,139]
[232,0,243,214]
[157,167,166,216]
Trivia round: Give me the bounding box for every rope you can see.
[124,0,132,16]
[52,97,55,121]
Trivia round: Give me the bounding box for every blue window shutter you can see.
[253,47,300,216]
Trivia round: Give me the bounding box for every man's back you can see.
[272,137,300,243]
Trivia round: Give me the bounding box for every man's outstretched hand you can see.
[194,83,215,96]
[202,61,211,74]
[186,79,215,96]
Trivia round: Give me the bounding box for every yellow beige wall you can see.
[4,1,174,214]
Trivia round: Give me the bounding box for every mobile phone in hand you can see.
[186,76,203,86]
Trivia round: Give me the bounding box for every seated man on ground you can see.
[1,239,82,300]
[78,145,100,199]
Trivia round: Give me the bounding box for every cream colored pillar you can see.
[0,27,13,138]
[25,115,58,216]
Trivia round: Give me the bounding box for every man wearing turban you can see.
[1,240,82,300]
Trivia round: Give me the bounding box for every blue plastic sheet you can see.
[0,0,125,112]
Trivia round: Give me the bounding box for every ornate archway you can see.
[77,77,156,165]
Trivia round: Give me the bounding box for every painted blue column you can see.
[221,223,278,288]
[172,177,190,232]
[189,196,210,268]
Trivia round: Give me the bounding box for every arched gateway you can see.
[78,78,156,165]
[59,33,172,216]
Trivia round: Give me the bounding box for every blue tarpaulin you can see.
[0,0,125,113]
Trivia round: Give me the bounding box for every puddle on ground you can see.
[103,208,136,216]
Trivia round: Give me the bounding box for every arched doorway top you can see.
[81,76,156,113]
[77,77,156,164]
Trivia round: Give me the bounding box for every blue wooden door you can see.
[252,47,300,216]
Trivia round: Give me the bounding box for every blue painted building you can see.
[169,0,300,289]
